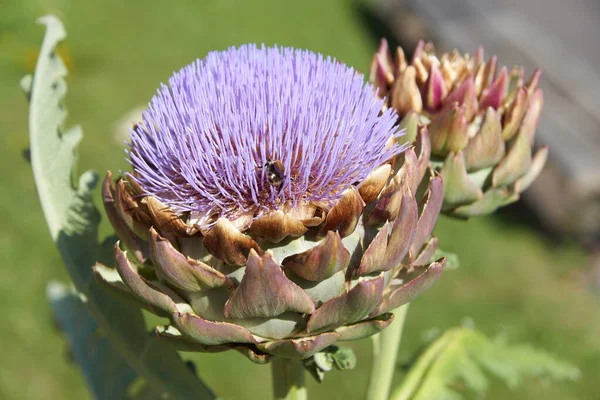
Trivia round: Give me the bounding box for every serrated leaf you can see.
[26,15,215,399]
[391,327,579,400]
[47,281,139,399]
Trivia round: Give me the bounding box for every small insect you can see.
[258,158,286,189]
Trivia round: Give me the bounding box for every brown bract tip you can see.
[248,210,308,243]
[358,164,392,205]
[115,178,152,240]
[282,231,350,281]
[202,218,263,266]
[145,196,188,237]
[321,187,365,238]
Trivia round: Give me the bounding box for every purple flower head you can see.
[128,44,404,227]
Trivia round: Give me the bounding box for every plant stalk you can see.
[271,358,307,400]
[365,304,410,400]
[390,329,458,400]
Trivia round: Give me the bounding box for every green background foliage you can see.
[1,0,599,399]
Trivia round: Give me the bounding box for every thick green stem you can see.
[365,304,410,400]
[271,358,307,400]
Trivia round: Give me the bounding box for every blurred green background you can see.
[1,0,599,399]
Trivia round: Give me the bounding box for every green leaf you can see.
[48,281,179,400]
[25,15,215,399]
[391,327,579,400]
[47,281,139,399]
[430,248,460,270]
[304,345,357,383]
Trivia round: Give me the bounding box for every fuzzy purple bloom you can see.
[128,44,404,225]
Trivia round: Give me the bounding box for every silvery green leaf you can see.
[47,281,139,399]
[26,15,215,400]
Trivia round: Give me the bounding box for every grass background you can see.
[1,0,599,399]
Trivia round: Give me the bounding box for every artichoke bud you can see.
[94,45,446,365]
[370,39,548,217]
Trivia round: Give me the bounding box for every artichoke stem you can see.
[365,304,410,400]
[271,358,307,400]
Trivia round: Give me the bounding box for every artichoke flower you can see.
[370,39,548,217]
[94,45,446,364]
